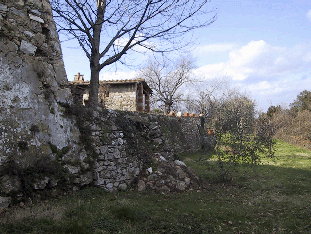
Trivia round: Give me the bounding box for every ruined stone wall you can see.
[178,116,202,152]
[0,0,205,207]
[73,109,202,192]
[0,0,82,201]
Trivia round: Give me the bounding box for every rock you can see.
[160,185,170,192]
[24,31,35,38]
[177,168,187,179]
[159,155,167,161]
[0,196,11,213]
[19,202,25,208]
[29,14,44,23]
[137,180,146,192]
[20,40,37,55]
[64,165,80,174]
[0,175,21,194]
[11,8,25,17]
[33,177,49,190]
[31,9,41,15]
[80,171,93,186]
[184,177,191,185]
[146,167,152,174]
[174,160,186,167]
[48,178,58,187]
[147,174,157,181]
[15,0,24,6]
[118,183,127,190]
[176,181,187,191]
[0,3,8,12]
[106,183,114,190]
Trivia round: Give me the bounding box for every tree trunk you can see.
[89,64,100,108]
[165,103,171,114]
[88,1,105,109]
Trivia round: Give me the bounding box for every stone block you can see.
[11,8,25,17]
[106,183,114,190]
[79,171,93,186]
[29,14,44,23]
[0,196,11,213]
[0,3,8,12]
[25,31,35,38]
[118,183,127,190]
[20,40,37,55]
[176,181,186,191]
[53,61,68,85]
[137,180,145,192]
[0,175,21,194]
[34,33,45,47]
[31,9,41,15]
[15,0,24,6]
[33,177,49,190]
[64,165,80,174]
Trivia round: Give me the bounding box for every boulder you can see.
[0,196,11,213]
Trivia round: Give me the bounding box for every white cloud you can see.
[194,62,225,78]
[100,70,138,81]
[193,40,311,111]
[195,43,236,53]
[247,81,271,91]
[302,52,311,62]
[306,10,311,22]
[195,40,311,81]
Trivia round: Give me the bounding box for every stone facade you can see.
[69,74,152,112]
[105,83,138,111]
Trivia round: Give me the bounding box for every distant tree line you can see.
[264,90,311,150]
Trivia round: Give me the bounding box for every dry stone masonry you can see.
[72,109,203,192]
[0,0,209,210]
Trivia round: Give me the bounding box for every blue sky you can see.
[61,0,311,112]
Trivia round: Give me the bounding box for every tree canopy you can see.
[51,0,217,108]
[290,90,311,113]
[139,56,196,114]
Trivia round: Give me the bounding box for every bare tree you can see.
[185,78,231,119]
[51,0,217,108]
[139,56,196,114]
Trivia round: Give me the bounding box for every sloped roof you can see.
[69,78,152,94]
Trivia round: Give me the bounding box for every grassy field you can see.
[0,140,310,233]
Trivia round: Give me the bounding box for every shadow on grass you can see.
[0,141,310,234]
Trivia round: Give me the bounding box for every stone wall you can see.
[0,0,208,208]
[0,0,82,203]
[105,83,137,111]
[71,109,203,192]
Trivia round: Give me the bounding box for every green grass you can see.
[0,140,310,233]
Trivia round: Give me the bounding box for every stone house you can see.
[69,73,152,112]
